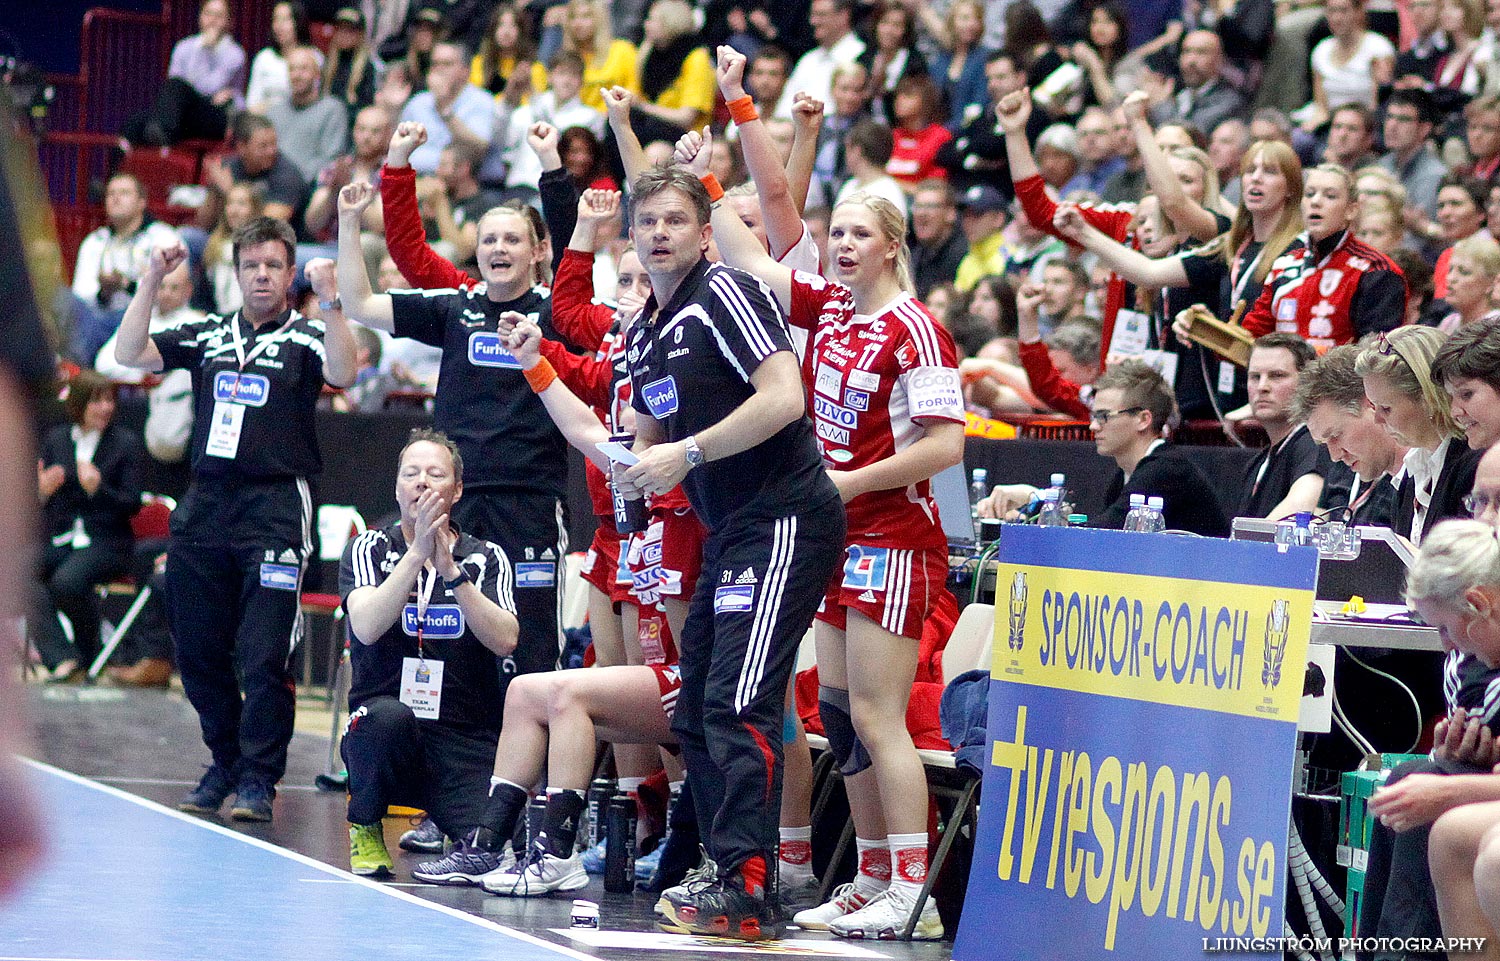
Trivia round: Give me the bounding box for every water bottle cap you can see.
[1051,473,1065,485]
[1294,511,1312,526]
[973,468,987,481]
[1068,514,1087,524]
[1129,494,1145,506]
[1147,496,1164,508]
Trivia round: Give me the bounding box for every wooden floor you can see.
[4,684,959,961]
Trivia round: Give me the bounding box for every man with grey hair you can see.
[265,46,350,184]
[1293,344,1407,528]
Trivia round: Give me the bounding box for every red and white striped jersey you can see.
[789,271,964,546]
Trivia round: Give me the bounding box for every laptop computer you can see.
[932,463,977,551]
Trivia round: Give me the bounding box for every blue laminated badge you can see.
[641,376,680,417]
[842,545,889,592]
[467,331,522,368]
[259,562,299,591]
[714,584,755,614]
[213,371,271,406]
[515,561,556,588]
[402,604,465,638]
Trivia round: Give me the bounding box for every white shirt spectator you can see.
[777,32,866,119]
[499,92,604,190]
[94,304,205,384]
[1310,31,1397,110]
[71,220,180,312]
[247,47,291,112]
[400,84,495,175]
[835,172,909,213]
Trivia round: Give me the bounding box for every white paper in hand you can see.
[595,441,639,466]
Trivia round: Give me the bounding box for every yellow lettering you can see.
[1086,756,1120,905]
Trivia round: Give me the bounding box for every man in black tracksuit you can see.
[113,218,359,821]
[338,429,518,879]
[621,167,844,940]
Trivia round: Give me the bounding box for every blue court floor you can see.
[0,762,596,961]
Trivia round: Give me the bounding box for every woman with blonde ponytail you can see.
[680,122,965,941]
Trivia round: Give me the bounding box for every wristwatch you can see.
[442,568,472,591]
[319,297,342,312]
[684,435,705,469]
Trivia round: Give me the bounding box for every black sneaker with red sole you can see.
[658,874,784,941]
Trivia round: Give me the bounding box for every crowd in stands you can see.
[32,0,1500,948]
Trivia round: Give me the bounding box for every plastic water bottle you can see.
[1142,496,1166,533]
[1037,489,1067,526]
[1123,493,1147,532]
[1293,511,1314,547]
[969,468,988,540]
[1049,473,1067,511]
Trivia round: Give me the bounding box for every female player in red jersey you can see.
[677,126,965,940]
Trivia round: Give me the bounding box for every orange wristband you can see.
[726,95,758,126]
[700,173,725,203]
[523,358,557,393]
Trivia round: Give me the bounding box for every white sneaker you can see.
[791,882,872,931]
[828,886,944,941]
[482,848,588,897]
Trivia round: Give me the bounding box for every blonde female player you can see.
[677,126,965,940]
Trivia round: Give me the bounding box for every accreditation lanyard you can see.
[226,312,296,390]
[413,562,438,661]
[1229,239,1266,318]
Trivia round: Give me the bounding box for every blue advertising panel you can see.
[953,526,1318,959]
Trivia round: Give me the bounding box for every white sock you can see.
[852,836,890,899]
[778,825,814,882]
[887,832,929,900]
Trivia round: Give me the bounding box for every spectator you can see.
[923,280,958,329]
[952,184,1010,291]
[1085,360,1231,535]
[1434,0,1487,96]
[936,51,1036,198]
[1062,106,1125,197]
[1380,88,1451,219]
[1033,123,1080,191]
[420,144,503,266]
[1357,194,1409,255]
[1036,259,1088,334]
[499,53,604,196]
[1394,0,1450,87]
[1438,234,1500,331]
[1234,333,1330,520]
[1100,109,1147,204]
[1298,0,1396,131]
[908,179,967,299]
[1435,174,1492,295]
[470,3,545,100]
[71,173,181,364]
[122,0,246,146]
[1463,95,1500,180]
[207,114,310,230]
[323,7,381,115]
[857,0,928,124]
[374,61,417,116]
[248,0,315,114]
[306,105,393,241]
[390,8,448,88]
[399,41,495,176]
[1208,118,1250,205]
[745,45,792,117]
[559,126,618,192]
[266,46,351,184]
[1323,103,1380,172]
[200,182,264,314]
[834,118,907,211]
[927,0,992,130]
[1294,344,1407,527]
[560,0,638,113]
[779,0,866,119]
[1434,317,1500,450]
[94,260,203,384]
[1249,106,1295,147]
[1394,246,1448,326]
[810,62,873,206]
[1358,325,1481,542]
[629,0,716,144]
[1148,30,1248,135]
[949,274,1012,356]
[30,371,145,683]
[885,74,952,191]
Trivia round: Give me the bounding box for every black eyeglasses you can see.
[1090,406,1145,425]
